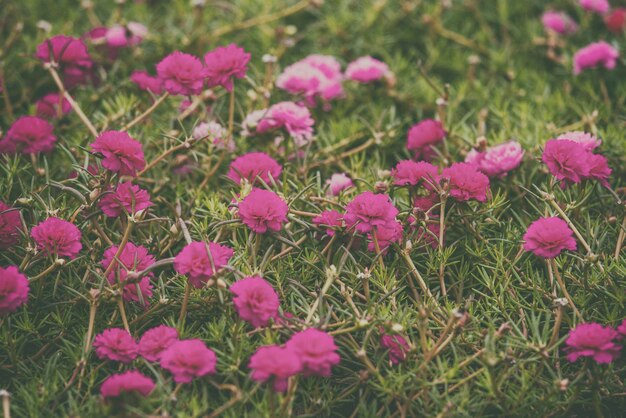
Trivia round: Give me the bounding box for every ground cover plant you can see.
[1,0,626,416]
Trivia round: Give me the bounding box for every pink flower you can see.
[31,217,82,259]
[605,8,626,32]
[35,93,72,119]
[203,44,251,91]
[344,191,399,234]
[238,188,289,233]
[91,131,146,177]
[241,109,267,137]
[313,210,343,236]
[465,141,524,178]
[249,345,302,392]
[35,35,92,77]
[413,193,439,213]
[573,41,619,75]
[541,11,578,35]
[0,201,21,250]
[230,276,280,328]
[617,319,626,336]
[174,241,234,288]
[0,266,29,315]
[555,131,601,151]
[523,217,577,258]
[257,102,315,145]
[0,116,56,154]
[99,182,152,218]
[93,328,138,363]
[345,56,390,83]
[380,332,410,365]
[542,139,590,184]
[565,323,621,364]
[160,339,217,383]
[587,153,612,187]
[406,119,446,156]
[105,22,147,48]
[101,243,156,304]
[228,152,282,185]
[130,71,163,94]
[276,55,343,106]
[326,173,354,196]
[101,371,155,399]
[156,51,205,96]
[138,325,179,362]
[441,163,490,202]
[367,220,403,253]
[579,0,611,14]
[286,329,340,377]
[391,160,439,187]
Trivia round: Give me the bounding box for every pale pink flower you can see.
[257,102,315,145]
[555,131,601,151]
[345,56,391,83]
[464,141,524,178]
[326,173,353,196]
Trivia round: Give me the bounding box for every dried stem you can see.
[122,92,169,131]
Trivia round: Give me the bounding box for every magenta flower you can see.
[441,163,490,202]
[156,51,205,96]
[35,93,72,119]
[160,339,217,383]
[573,42,619,75]
[391,160,439,188]
[523,217,577,258]
[105,22,147,48]
[565,323,621,364]
[31,217,82,259]
[465,141,524,178]
[138,325,179,362]
[0,266,29,315]
[174,241,234,288]
[380,332,410,365]
[230,276,280,328]
[555,131,601,151]
[257,102,315,145]
[203,44,251,91]
[35,35,92,75]
[130,71,163,94]
[93,328,138,363]
[542,139,591,184]
[286,329,340,377]
[99,182,153,218]
[406,119,446,157]
[367,220,403,253]
[344,191,399,234]
[541,11,578,35]
[228,152,282,185]
[249,345,302,392]
[101,242,156,304]
[617,319,626,337]
[0,201,21,250]
[587,154,612,187]
[345,56,391,83]
[238,188,289,233]
[0,116,56,155]
[579,0,610,14]
[313,210,343,237]
[101,371,155,399]
[91,131,146,177]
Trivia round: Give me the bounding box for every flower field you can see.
[1,0,626,416]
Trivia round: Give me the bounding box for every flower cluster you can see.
[542,137,611,187]
[249,328,340,392]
